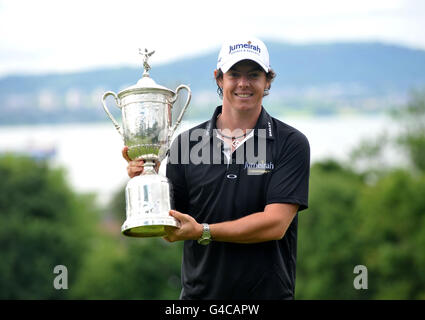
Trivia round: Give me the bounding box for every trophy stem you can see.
[142,160,157,175]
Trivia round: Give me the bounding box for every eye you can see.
[249,72,261,79]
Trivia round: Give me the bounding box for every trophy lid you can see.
[117,49,175,97]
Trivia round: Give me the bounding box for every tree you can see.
[355,169,425,299]
[296,89,425,299]
[350,88,425,174]
[393,88,425,172]
[0,154,99,299]
[296,160,367,299]
[70,184,183,299]
[70,236,183,299]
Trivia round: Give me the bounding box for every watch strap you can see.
[197,223,211,245]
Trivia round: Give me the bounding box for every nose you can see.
[238,75,250,88]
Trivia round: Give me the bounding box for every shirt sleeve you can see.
[266,131,310,211]
[166,134,189,213]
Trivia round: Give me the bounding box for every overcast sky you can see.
[0,0,424,77]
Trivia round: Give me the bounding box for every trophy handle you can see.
[102,91,124,138]
[169,85,191,139]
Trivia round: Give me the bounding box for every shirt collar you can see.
[204,105,275,141]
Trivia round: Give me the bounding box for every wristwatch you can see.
[197,223,212,245]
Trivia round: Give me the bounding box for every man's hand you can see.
[122,146,160,178]
[163,210,203,242]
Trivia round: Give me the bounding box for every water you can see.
[0,115,398,205]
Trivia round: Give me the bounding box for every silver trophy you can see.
[102,49,191,237]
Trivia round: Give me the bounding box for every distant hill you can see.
[1,41,425,125]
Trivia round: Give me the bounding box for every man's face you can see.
[217,60,270,113]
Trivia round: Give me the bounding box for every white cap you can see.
[217,37,270,73]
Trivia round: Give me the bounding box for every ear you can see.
[214,69,223,88]
[266,78,272,90]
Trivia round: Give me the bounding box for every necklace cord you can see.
[217,130,247,140]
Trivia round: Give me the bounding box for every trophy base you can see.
[121,216,180,237]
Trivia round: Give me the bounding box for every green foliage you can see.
[296,162,425,299]
[356,170,425,299]
[296,89,425,299]
[0,154,98,299]
[392,88,425,172]
[108,183,126,221]
[71,236,182,299]
[296,160,367,299]
[71,183,183,300]
[0,154,182,300]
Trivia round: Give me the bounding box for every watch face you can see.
[198,223,211,245]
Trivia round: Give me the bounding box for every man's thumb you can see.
[170,210,183,219]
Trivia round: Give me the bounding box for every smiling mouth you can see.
[235,93,253,98]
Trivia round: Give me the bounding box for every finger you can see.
[128,162,144,175]
[169,210,178,219]
[127,165,144,178]
[129,167,143,174]
[163,230,178,242]
[153,160,161,173]
[122,146,132,162]
[169,210,184,220]
[164,225,180,236]
[129,160,145,167]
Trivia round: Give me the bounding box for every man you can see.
[124,38,310,299]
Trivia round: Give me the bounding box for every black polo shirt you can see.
[166,105,310,299]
